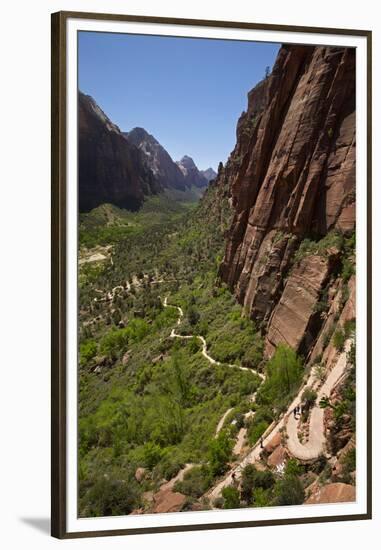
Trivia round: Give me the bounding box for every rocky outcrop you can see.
[177,155,208,189]
[265,248,340,356]
[218,45,356,355]
[125,127,188,191]
[305,482,355,504]
[78,92,160,212]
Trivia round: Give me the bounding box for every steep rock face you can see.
[218,45,355,355]
[177,155,208,189]
[265,249,339,357]
[125,127,188,191]
[78,93,159,212]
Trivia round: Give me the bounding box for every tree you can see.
[240,464,275,504]
[208,432,233,477]
[168,354,191,408]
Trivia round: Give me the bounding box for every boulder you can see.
[135,467,147,483]
[306,482,355,504]
[264,432,282,454]
[152,489,186,514]
[267,445,288,468]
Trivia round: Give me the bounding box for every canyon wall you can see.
[79,93,160,212]
[218,45,356,356]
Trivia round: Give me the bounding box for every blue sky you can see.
[79,32,280,170]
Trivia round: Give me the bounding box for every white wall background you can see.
[0,0,378,548]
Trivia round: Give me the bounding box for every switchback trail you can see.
[286,339,352,461]
[162,295,266,441]
[162,296,265,376]
[207,338,353,501]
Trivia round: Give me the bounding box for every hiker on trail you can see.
[232,472,236,483]
[293,406,297,418]
[260,436,264,449]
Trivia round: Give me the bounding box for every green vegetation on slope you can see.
[78,184,268,517]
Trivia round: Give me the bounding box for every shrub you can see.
[293,231,343,264]
[273,475,304,506]
[284,459,302,477]
[333,328,345,351]
[258,345,303,412]
[100,319,149,359]
[247,420,269,445]
[100,328,129,359]
[340,448,356,481]
[222,486,240,509]
[301,387,317,410]
[80,340,97,367]
[174,465,212,497]
[153,456,184,482]
[187,306,200,326]
[80,476,140,517]
[344,319,355,338]
[141,442,164,470]
[252,487,271,507]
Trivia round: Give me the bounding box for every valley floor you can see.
[77,195,356,517]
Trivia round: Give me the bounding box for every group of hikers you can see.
[293,404,303,418]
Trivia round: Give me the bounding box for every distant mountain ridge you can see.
[200,167,217,182]
[125,128,209,192]
[176,155,209,189]
[78,92,160,212]
[78,92,209,212]
[124,128,188,191]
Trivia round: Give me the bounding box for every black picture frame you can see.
[51,10,372,539]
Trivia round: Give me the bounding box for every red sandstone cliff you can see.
[218,45,356,356]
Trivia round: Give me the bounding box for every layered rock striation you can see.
[218,45,356,356]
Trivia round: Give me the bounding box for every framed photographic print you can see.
[51,10,372,539]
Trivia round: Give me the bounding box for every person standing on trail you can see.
[293,406,297,418]
[260,436,264,449]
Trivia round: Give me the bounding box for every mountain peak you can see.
[201,167,217,182]
[176,156,208,189]
[178,155,197,170]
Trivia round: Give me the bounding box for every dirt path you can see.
[286,339,352,460]
[215,408,234,436]
[233,428,247,456]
